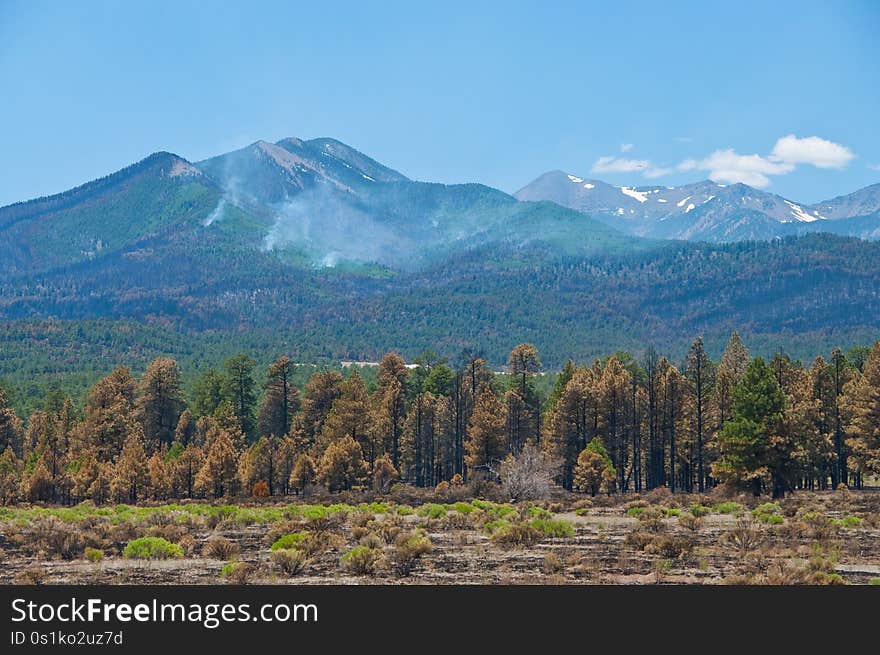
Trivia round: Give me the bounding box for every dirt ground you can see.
[1,489,879,585]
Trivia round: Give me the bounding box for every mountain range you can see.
[515,171,880,242]
[0,136,879,384]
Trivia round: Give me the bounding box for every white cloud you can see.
[770,134,855,169]
[677,159,699,172]
[868,163,880,172]
[620,143,634,153]
[644,167,673,179]
[591,156,650,174]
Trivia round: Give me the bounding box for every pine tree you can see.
[168,443,203,498]
[0,387,24,456]
[598,356,632,491]
[320,370,375,460]
[845,341,880,479]
[138,357,185,452]
[317,436,367,492]
[293,371,343,447]
[372,453,398,492]
[257,356,300,438]
[573,437,615,496]
[0,446,20,504]
[376,353,408,468]
[147,452,171,500]
[82,367,139,461]
[174,409,196,446]
[111,431,150,503]
[713,358,790,497]
[686,336,714,492]
[192,368,227,417]
[546,367,598,490]
[289,453,316,496]
[195,428,239,498]
[223,353,258,442]
[239,436,277,496]
[465,388,507,476]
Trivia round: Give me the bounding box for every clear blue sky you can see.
[1,0,878,206]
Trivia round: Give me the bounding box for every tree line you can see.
[0,333,878,504]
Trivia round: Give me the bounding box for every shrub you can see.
[499,443,556,501]
[270,532,309,551]
[575,508,591,516]
[869,578,880,586]
[832,515,861,528]
[644,534,694,559]
[712,502,745,516]
[543,553,565,574]
[529,518,574,538]
[720,520,763,555]
[15,566,47,585]
[271,549,308,576]
[390,531,432,576]
[395,506,414,516]
[624,530,655,550]
[341,546,381,575]
[689,504,711,517]
[482,519,512,534]
[203,537,239,559]
[252,480,270,498]
[450,501,476,515]
[678,514,703,532]
[84,547,104,563]
[490,523,542,547]
[626,506,647,518]
[123,537,183,560]
[527,506,554,520]
[434,481,450,494]
[752,502,784,524]
[665,508,681,517]
[417,503,447,519]
[221,561,257,584]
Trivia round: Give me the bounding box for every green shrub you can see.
[869,578,880,586]
[449,502,476,515]
[221,561,257,584]
[752,502,783,524]
[626,506,646,518]
[482,519,512,534]
[665,508,681,517]
[712,502,745,516]
[123,537,183,560]
[529,518,574,538]
[270,532,309,551]
[395,506,414,516]
[575,508,591,516]
[527,507,554,520]
[417,503,447,519]
[341,546,381,575]
[84,547,104,563]
[689,504,711,517]
[490,523,542,547]
[832,515,861,528]
[390,531,432,576]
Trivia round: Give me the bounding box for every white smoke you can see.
[202,198,226,226]
[261,185,408,267]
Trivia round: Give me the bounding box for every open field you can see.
[2,489,879,585]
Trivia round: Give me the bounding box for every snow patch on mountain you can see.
[785,200,819,223]
[677,196,692,208]
[567,175,584,183]
[620,186,648,203]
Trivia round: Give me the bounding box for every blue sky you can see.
[0,0,878,206]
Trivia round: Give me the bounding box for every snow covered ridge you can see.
[567,174,584,183]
